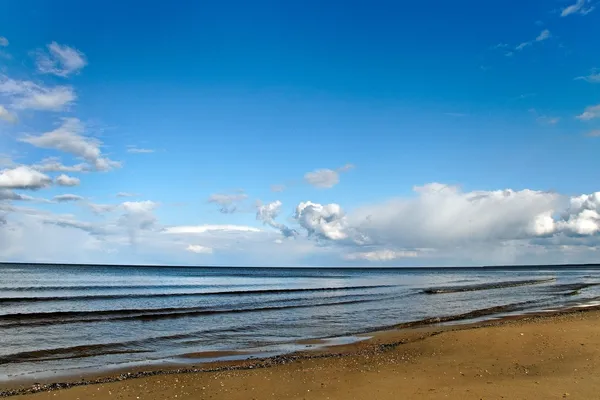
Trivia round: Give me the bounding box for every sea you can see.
[1,263,600,385]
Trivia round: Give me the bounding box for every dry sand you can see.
[6,310,600,399]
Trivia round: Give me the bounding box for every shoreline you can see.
[3,304,600,398]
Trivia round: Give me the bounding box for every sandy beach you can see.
[4,308,600,400]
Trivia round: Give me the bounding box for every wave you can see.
[421,278,555,294]
[0,284,244,292]
[0,295,398,329]
[540,282,600,293]
[0,285,395,305]
[393,300,539,328]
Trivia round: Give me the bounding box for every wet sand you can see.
[5,308,600,399]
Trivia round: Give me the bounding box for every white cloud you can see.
[0,105,17,123]
[271,184,286,192]
[116,192,137,198]
[55,174,80,187]
[88,203,118,215]
[530,109,560,125]
[35,42,87,77]
[516,29,551,51]
[256,200,297,237]
[20,118,121,171]
[53,194,84,202]
[0,77,76,111]
[536,29,551,42]
[304,169,339,188]
[586,130,600,137]
[164,225,261,234]
[0,166,52,190]
[119,201,159,244]
[575,69,600,83]
[344,249,418,262]
[186,244,213,254]
[345,184,562,249]
[126,146,155,154]
[31,157,90,173]
[208,192,248,214]
[294,201,348,240]
[304,164,354,189]
[561,0,595,16]
[0,189,34,201]
[0,37,8,47]
[576,104,600,121]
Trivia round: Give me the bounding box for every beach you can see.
[5,308,600,399]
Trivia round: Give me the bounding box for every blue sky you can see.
[1,0,600,266]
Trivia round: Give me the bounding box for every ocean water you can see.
[1,263,600,384]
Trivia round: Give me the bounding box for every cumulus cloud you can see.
[119,201,159,244]
[561,0,595,16]
[35,42,87,77]
[346,183,563,249]
[0,77,76,111]
[186,244,213,254]
[20,118,121,171]
[55,174,80,187]
[344,249,418,262]
[576,104,600,121]
[294,201,348,240]
[0,37,8,47]
[208,192,248,214]
[53,194,84,202]
[0,166,52,190]
[256,200,298,237]
[554,193,600,236]
[0,105,17,123]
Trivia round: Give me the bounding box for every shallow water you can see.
[1,263,599,383]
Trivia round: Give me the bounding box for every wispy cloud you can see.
[0,37,8,47]
[20,118,121,171]
[575,69,600,83]
[31,157,90,173]
[561,0,595,16]
[35,42,87,77]
[0,105,17,123]
[116,192,138,198]
[207,191,248,214]
[529,108,560,125]
[576,104,600,121]
[270,184,286,192]
[585,130,600,137]
[516,29,551,51]
[53,194,84,202]
[126,146,155,154]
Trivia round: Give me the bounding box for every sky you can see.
[1,0,600,267]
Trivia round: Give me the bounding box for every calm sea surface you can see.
[1,264,600,383]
